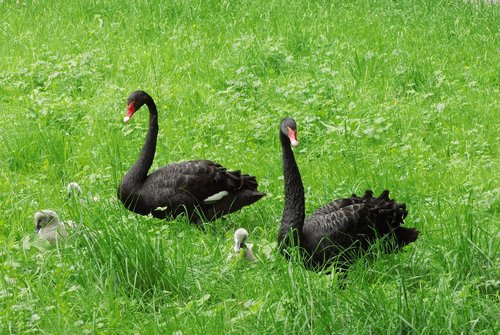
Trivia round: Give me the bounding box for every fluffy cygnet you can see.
[34,210,72,243]
[234,228,256,262]
[66,182,83,199]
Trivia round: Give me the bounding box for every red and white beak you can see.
[287,127,299,147]
[124,101,135,123]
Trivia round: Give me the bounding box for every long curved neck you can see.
[279,131,305,246]
[124,99,158,186]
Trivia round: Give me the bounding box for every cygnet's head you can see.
[34,210,60,233]
[66,182,82,199]
[234,228,249,253]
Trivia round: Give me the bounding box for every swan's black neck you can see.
[279,131,305,246]
[123,98,158,188]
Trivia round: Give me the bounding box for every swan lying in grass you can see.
[234,228,256,262]
[278,117,419,271]
[117,90,264,223]
[34,210,75,243]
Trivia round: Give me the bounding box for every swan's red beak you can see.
[124,102,135,123]
[287,128,299,147]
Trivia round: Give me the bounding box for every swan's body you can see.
[278,118,419,270]
[118,91,264,223]
[234,228,256,262]
[34,210,72,243]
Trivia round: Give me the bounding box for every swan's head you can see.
[124,90,151,123]
[66,182,82,199]
[234,228,249,253]
[34,210,60,233]
[280,117,299,147]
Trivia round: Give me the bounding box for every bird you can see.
[34,210,73,243]
[233,228,257,262]
[117,90,265,223]
[66,182,82,199]
[278,117,419,271]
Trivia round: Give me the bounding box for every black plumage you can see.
[278,117,419,270]
[118,91,264,223]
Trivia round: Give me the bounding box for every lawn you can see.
[0,0,498,334]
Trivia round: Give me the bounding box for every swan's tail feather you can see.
[360,190,416,244]
[203,189,265,221]
[393,226,419,247]
[361,190,374,200]
[240,173,259,190]
[226,170,260,190]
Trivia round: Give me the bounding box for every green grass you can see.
[1,0,499,333]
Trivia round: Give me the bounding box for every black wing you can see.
[140,160,258,212]
[300,190,416,268]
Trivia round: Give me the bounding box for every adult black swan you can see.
[118,90,264,223]
[278,117,419,271]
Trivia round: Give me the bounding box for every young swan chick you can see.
[34,210,70,243]
[66,182,83,199]
[234,228,256,262]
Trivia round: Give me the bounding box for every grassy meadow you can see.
[1,0,499,333]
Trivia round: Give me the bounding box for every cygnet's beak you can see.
[35,224,41,233]
[234,242,243,253]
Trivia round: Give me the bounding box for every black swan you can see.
[278,117,419,270]
[234,228,256,261]
[118,90,265,223]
